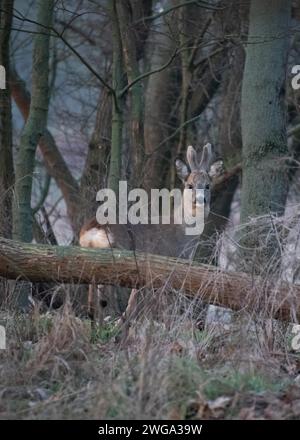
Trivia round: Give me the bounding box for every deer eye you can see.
[205,184,210,190]
[187,184,193,189]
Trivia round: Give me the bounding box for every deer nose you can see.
[195,190,205,205]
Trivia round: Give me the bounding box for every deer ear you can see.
[208,159,224,179]
[186,145,198,171]
[199,143,213,171]
[175,158,190,182]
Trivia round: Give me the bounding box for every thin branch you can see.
[288,123,300,137]
[148,113,202,154]
[3,9,117,102]
[212,164,242,193]
[192,46,225,69]
[55,31,116,98]
[32,173,51,215]
[118,48,179,98]
[41,206,58,245]
[188,16,212,68]
[56,18,96,45]
[134,0,224,24]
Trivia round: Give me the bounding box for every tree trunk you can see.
[177,4,194,153]
[0,0,14,238]
[79,89,112,222]
[12,0,54,308]
[0,236,299,322]
[194,1,246,263]
[143,15,178,191]
[240,0,291,262]
[10,68,80,233]
[13,0,54,242]
[116,0,145,186]
[107,0,125,196]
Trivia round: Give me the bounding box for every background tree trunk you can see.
[13,0,54,242]
[0,0,14,238]
[107,0,125,197]
[143,14,179,191]
[240,0,291,266]
[194,1,246,263]
[116,1,145,186]
[12,0,54,308]
[241,0,291,220]
[10,68,80,232]
[79,89,112,223]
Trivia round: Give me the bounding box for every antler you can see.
[186,145,199,171]
[199,143,214,171]
[186,143,214,172]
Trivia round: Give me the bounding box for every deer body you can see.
[79,143,222,323]
[80,216,201,259]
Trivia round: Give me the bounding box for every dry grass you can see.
[0,289,300,420]
[1,215,300,420]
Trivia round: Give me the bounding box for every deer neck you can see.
[172,194,208,236]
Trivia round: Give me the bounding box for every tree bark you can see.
[194,21,245,263]
[0,0,14,238]
[177,4,192,154]
[79,89,112,222]
[107,0,126,196]
[240,0,291,269]
[0,236,298,322]
[143,14,178,191]
[116,0,145,186]
[10,68,80,233]
[241,0,291,223]
[12,0,54,308]
[13,0,54,242]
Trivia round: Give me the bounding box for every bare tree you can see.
[13,0,54,242]
[12,0,54,308]
[0,0,14,238]
[240,0,291,266]
[10,69,80,233]
[107,0,126,196]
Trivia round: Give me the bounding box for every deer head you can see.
[175,143,223,220]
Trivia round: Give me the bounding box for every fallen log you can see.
[0,237,299,321]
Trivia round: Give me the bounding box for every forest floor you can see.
[0,294,300,420]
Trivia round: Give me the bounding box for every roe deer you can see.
[79,143,223,325]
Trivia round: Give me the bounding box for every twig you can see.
[133,0,224,24]
[118,48,179,98]
[32,173,52,215]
